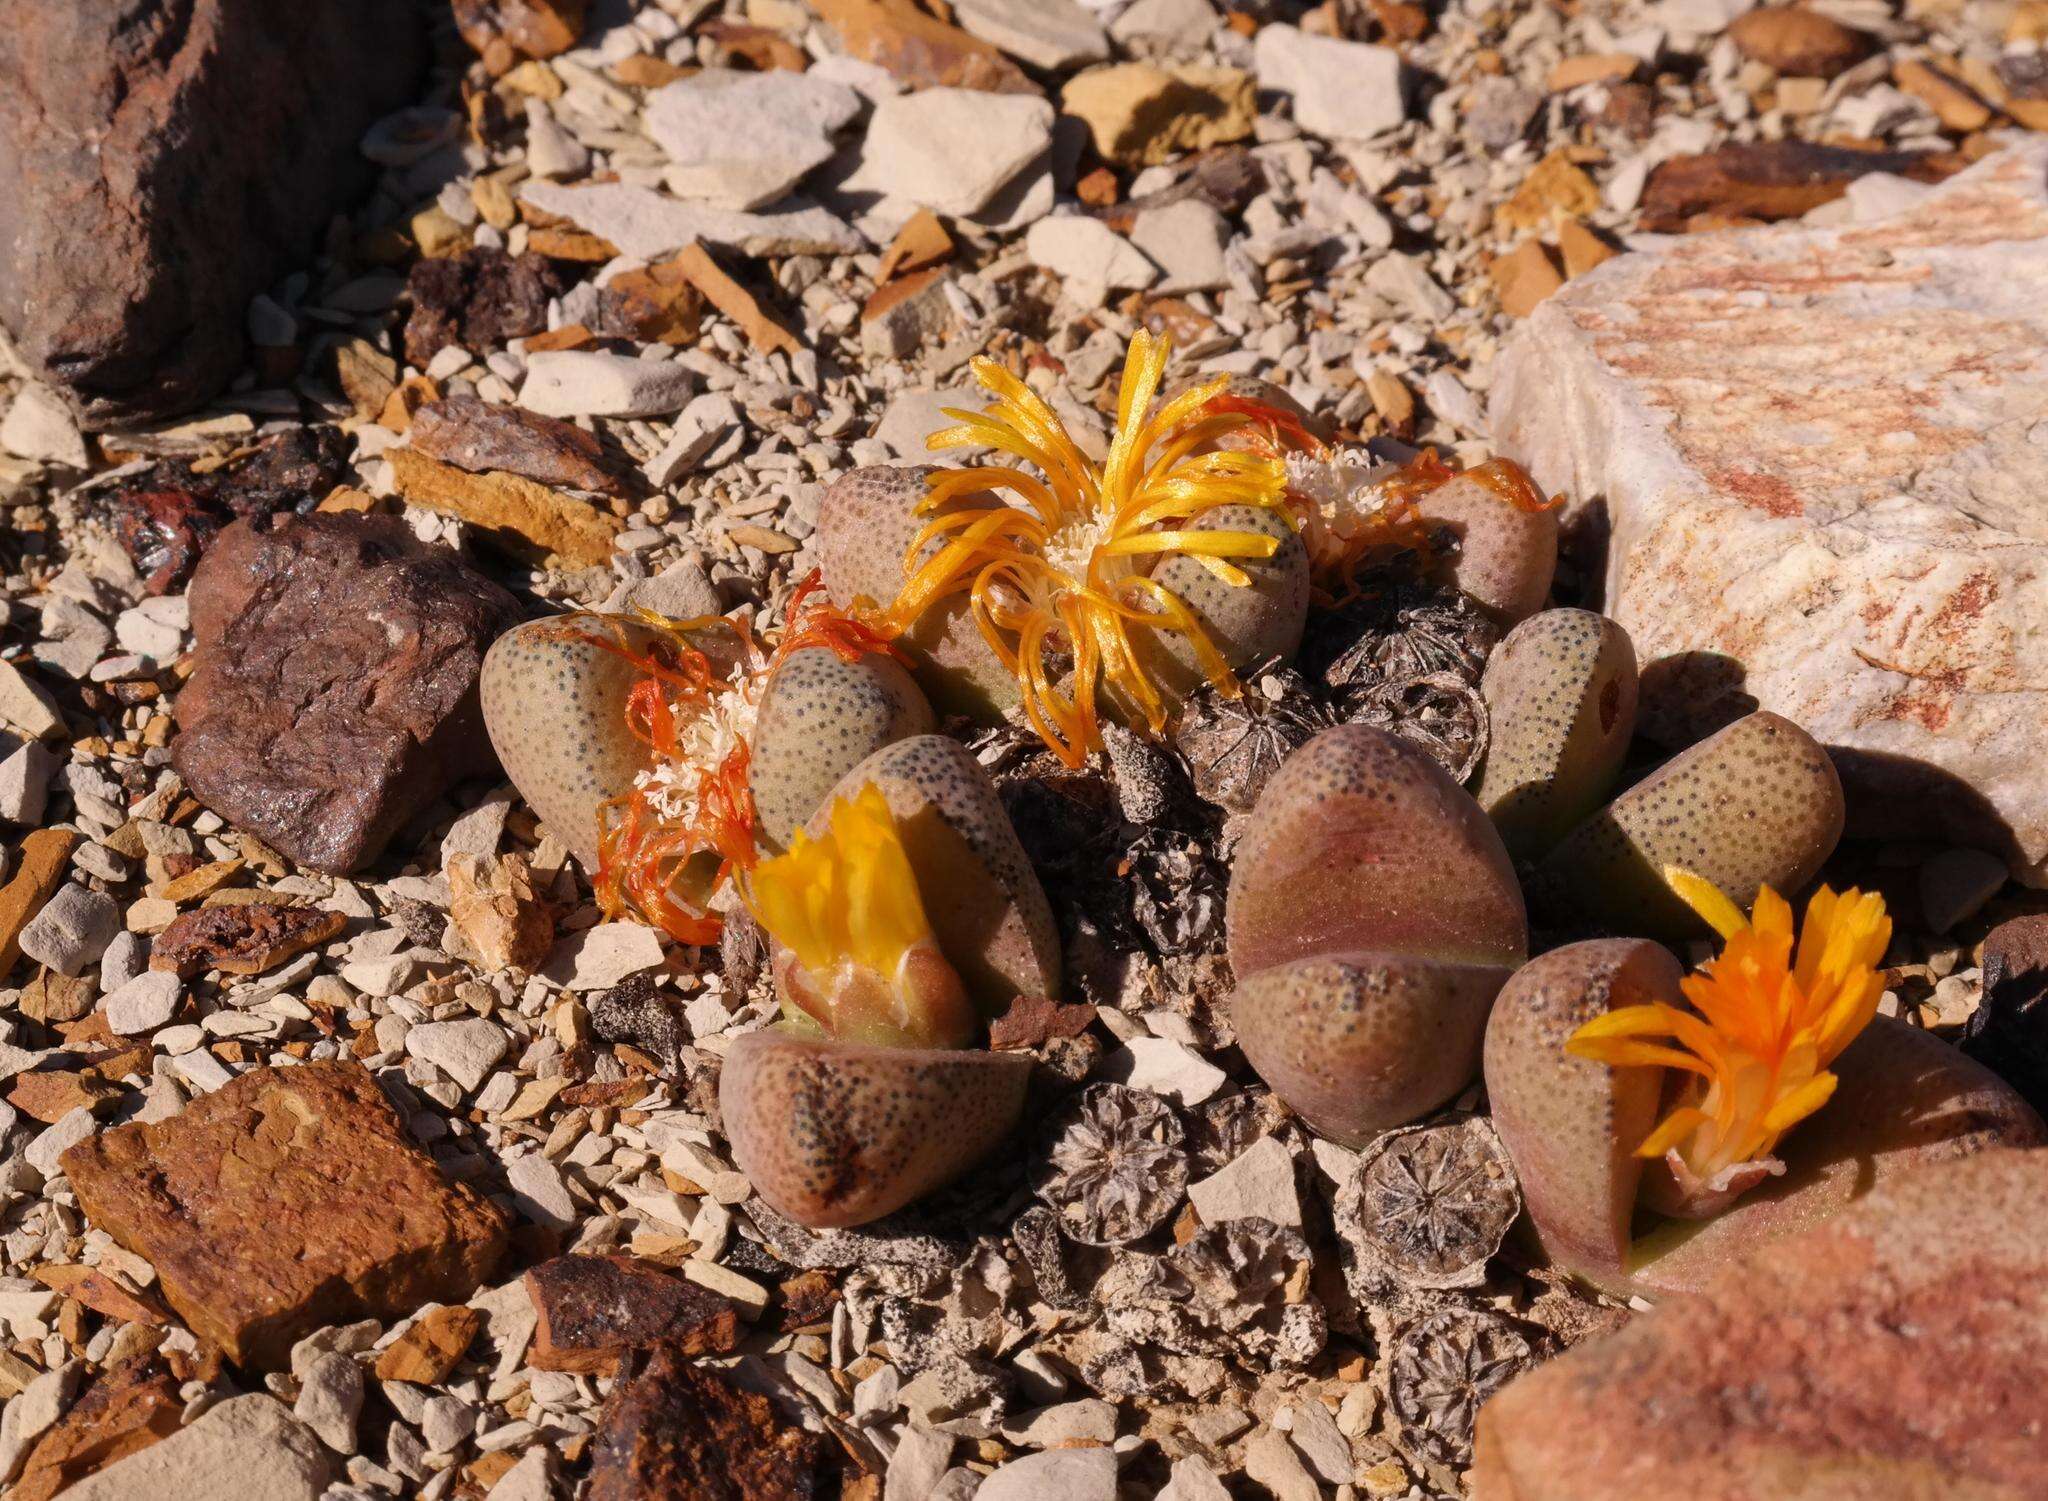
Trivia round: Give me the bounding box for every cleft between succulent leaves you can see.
[744,783,976,1051]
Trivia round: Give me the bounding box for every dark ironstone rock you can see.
[1964,913,2048,1113]
[589,973,688,1066]
[586,1346,836,1501]
[171,513,521,874]
[526,1254,741,1374]
[403,248,567,368]
[0,0,428,425]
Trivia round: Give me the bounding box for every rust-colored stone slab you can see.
[1493,141,2048,874]
[527,1254,742,1374]
[61,1060,508,1371]
[1471,1147,2048,1500]
[585,1346,835,1501]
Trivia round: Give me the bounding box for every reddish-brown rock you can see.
[527,1255,743,1374]
[171,513,522,874]
[452,0,585,73]
[1639,139,1963,229]
[0,1,427,424]
[585,1346,836,1501]
[1471,1148,2048,1500]
[10,1356,181,1501]
[408,396,625,496]
[403,249,567,369]
[150,904,345,979]
[1726,6,1874,78]
[61,1060,509,1371]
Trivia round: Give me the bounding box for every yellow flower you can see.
[747,784,932,983]
[884,330,1291,767]
[743,784,975,1049]
[1566,866,1890,1195]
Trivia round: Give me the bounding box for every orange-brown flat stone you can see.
[527,1254,741,1374]
[62,1060,508,1371]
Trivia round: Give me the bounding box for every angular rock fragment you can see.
[527,1254,742,1373]
[585,1346,835,1501]
[646,71,861,211]
[1637,139,1964,230]
[61,1060,508,1370]
[403,249,566,368]
[171,513,521,874]
[408,396,624,495]
[8,1356,181,1501]
[0,0,426,423]
[810,0,1032,93]
[1471,1149,2048,1500]
[387,446,621,566]
[149,904,345,979]
[452,0,585,73]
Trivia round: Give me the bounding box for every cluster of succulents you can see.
[481,329,2042,1294]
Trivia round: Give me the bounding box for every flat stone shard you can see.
[54,1395,330,1501]
[1491,142,2048,876]
[526,1254,742,1373]
[585,1346,835,1500]
[61,1060,509,1371]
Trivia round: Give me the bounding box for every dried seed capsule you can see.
[1528,711,1845,941]
[1475,609,1639,861]
[1386,1307,1544,1467]
[1032,1083,1191,1246]
[1173,671,1333,815]
[1337,1114,1521,1292]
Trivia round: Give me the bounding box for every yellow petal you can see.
[1663,866,1750,941]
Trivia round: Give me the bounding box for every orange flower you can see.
[590,574,900,945]
[884,330,1291,767]
[1567,867,1890,1210]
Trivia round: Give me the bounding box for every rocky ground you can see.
[1,0,2045,1497]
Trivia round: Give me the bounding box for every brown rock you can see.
[10,1356,181,1501]
[1062,63,1256,167]
[373,1304,484,1384]
[171,513,521,874]
[0,1,427,425]
[32,1263,170,1326]
[672,243,800,356]
[1964,913,2048,1112]
[403,248,567,369]
[876,209,955,283]
[527,1255,743,1374]
[409,396,625,496]
[1545,53,1637,92]
[809,0,1033,93]
[1640,139,1965,229]
[1555,219,1617,278]
[1491,239,1564,318]
[18,968,95,1025]
[0,829,82,978]
[387,447,621,567]
[1500,150,1600,231]
[600,261,706,346]
[446,852,554,973]
[1471,1148,2048,1500]
[453,0,585,75]
[1895,58,1995,132]
[585,1346,835,1501]
[150,903,346,980]
[9,1068,124,1124]
[61,1059,509,1370]
[1727,6,1874,79]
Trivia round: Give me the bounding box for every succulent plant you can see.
[1227,725,1528,1145]
[1032,1083,1190,1246]
[1475,609,1639,861]
[1527,711,1846,941]
[1409,463,1559,629]
[719,737,1060,1229]
[480,580,926,943]
[814,331,1309,767]
[749,647,933,851]
[1487,882,2047,1298]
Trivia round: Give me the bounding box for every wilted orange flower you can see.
[1567,867,1890,1208]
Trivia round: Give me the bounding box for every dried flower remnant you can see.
[1034,1083,1191,1245]
[745,784,976,1051]
[1387,1307,1544,1467]
[589,575,902,944]
[1567,868,1890,1218]
[885,330,1294,767]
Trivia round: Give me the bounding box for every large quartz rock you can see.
[1491,141,2048,877]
